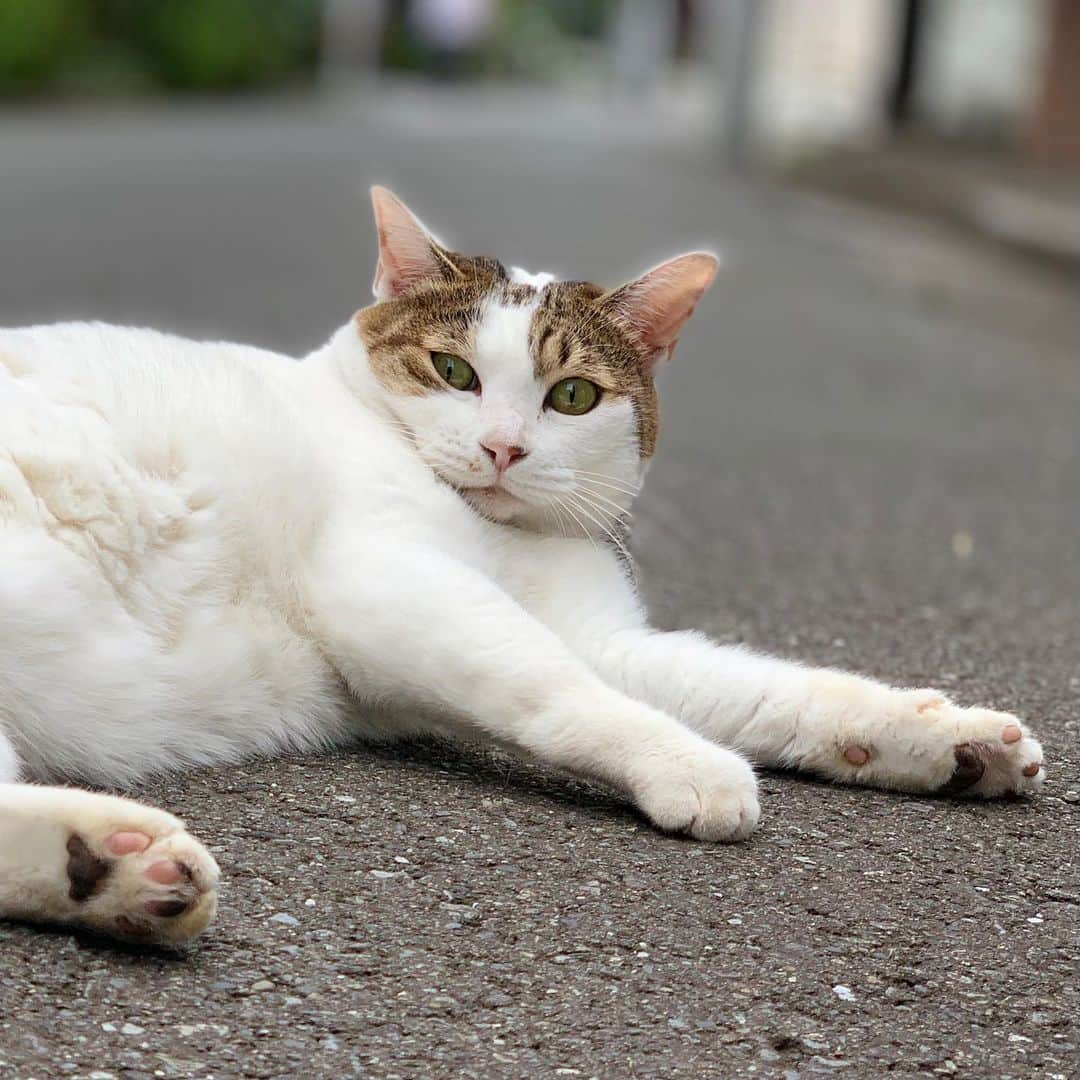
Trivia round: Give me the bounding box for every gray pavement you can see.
[0,91,1078,1079]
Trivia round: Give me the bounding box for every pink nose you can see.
[480,439,528,473]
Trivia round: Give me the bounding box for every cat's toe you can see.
[117,833,219,944]
[105,830,152,855]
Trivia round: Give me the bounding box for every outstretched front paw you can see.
[67,817,219,946]
[837,690,1044,798]
[630,740,760,842]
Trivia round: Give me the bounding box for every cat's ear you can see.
[370,186,461,301]
[601,252,720,373]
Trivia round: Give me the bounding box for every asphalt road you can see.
[0,90,1078,1079]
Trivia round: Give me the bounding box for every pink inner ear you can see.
[371,186,451,301]
[607,252,719,369]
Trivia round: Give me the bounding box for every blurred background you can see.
[0,1,1078,677]
[2,0,1079,330]
[2,1,1078,162]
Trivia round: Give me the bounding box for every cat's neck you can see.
[304,320,388,416]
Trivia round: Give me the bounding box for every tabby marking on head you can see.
[355,186,718,531]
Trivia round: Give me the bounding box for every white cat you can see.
[0,188,1044,947]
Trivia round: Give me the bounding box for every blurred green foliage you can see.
[0,0,320,96]
[128,0,320,90]
[0,0,89,92]
[0,0,620,97]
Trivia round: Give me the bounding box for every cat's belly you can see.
[0,511,354,785]
[0,350,353,786]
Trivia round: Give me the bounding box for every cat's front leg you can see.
[499,536,1044,799]
[305,539,759,841]
[600,631,1045,798]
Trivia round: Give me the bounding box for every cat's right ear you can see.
[600,252,720,374]
[370,186,461,301]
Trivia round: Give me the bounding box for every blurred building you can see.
[2,0,1077,175]
[1028,0,1080,165]
[731,0,1077,167]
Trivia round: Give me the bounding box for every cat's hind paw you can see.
[67,820,219,947]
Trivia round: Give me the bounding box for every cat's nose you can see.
[479,439,528,473]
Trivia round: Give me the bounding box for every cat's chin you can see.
[453,484,582,535]
[456,485,527,523]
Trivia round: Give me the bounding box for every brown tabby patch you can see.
[528,281,659,457]
[356,248,660,457]
[357,251,507,397]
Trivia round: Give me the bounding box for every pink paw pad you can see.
[145,860,186,886]
[1001,725,1023,745]
[105,831,152,856]
[842,745,871,766]
[915,696,946,715]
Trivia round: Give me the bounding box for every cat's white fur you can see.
[0,195,1044,946]
[509,266,556,288]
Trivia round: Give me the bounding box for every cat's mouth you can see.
[457,483,517,501]
[453,482,527,518]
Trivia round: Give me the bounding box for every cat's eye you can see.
[432,352,478,392]
[547,378,600,416]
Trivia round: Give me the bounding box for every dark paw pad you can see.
[66,834,111,902]
[146,899,191,918]
[939,743,986,795]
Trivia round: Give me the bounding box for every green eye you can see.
[432,352,478,392]
[547,378,600,416]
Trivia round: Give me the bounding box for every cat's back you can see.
[0,321,329,580]
[0,320,296,445]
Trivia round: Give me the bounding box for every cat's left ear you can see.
[370,186,462,301]
[601,252,720,373]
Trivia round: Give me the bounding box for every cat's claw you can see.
[66,824,219,946]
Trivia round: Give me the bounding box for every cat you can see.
[0,187,1044,948]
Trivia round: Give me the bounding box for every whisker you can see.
[573,481,633,519]
[572,470,642,497]
[379,419,418,441]
[552,504,569,540]
[558,495,600,555]
[572,482,640,501]
[574,489,631,535]
[571,487,627,526]
[573,468,639,483]
[567,496,628,560]
[545,497,571,541]
[566,491,632,563]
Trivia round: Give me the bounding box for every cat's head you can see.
[355,186,718,535]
